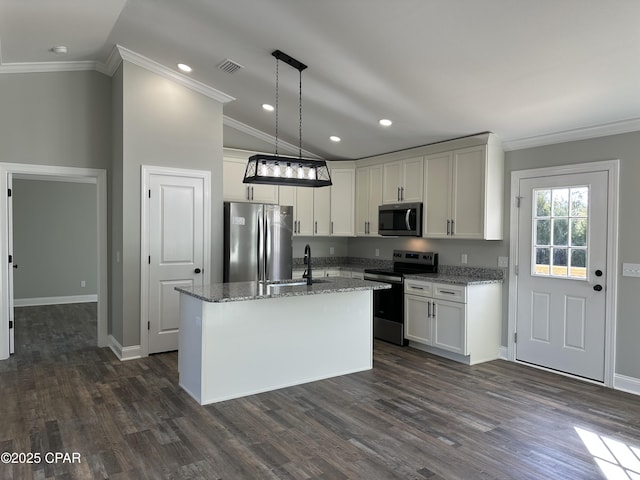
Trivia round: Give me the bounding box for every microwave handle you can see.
[405,209,411,230]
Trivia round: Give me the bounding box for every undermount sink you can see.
[266,279,329,289]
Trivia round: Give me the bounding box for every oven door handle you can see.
[364,273,403,284]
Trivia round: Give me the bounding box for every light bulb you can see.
[273,162,280,177]
[259,161,267,176]
[297,165,304,179]
[308,168,316,180]
[285,163,293,178]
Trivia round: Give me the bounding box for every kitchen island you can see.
[176,278,390,405]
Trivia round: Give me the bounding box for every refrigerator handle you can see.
[264,209,270,281]
[257,209,264,282]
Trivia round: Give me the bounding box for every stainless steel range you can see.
[364,250,438,346]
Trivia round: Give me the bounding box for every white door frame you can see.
[140,165,211,357]
[508,160,619,386]
[0,163,108,360]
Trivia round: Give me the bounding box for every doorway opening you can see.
[0,163,107,360]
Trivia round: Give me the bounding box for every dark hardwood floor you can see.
[1,304,639,479]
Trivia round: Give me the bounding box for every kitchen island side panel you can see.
[193,290,373,405]
[178,293,205,403]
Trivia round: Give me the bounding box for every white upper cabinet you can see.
[313,186,331,236]
[424,140,504,240]
[330,167,356,236]
[280,186,314,236]
[223,150,279,204]
[382,157,423,204]
[355,164,383,236]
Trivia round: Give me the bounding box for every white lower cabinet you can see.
[404,278,501,365]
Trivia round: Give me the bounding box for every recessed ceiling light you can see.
[262,104,275,112]
[177,63,192,73]
[329,136,341,142]
[379,119,393,127]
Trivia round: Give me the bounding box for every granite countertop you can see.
[176,277,391,303]
[404,268,504,286]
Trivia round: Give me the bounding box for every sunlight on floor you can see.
[575,427,640,479]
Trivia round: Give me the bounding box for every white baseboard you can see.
[613,373,640,396]
[14,294,98,307]
[108,335,142,361]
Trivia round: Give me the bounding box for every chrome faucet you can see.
[303,244,313,285]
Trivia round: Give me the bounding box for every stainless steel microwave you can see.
[378,202,423,236]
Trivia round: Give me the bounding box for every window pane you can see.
[553,248,568,276]
[535,248,550,275]
[571,218,587,246]
[570,249,587,279]
[553,218,568,246]
[552,189,569,216]
[570,187,588,217]
[536,219,551,245]
[536,190,551,216]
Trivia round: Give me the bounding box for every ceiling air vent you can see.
[217,58,244,74]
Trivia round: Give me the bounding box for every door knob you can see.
[194,268,201,274]
[13,264,18,269]
[593,284,603,292]
[595,269,603,277]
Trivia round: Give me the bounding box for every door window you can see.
[532,186,588,279]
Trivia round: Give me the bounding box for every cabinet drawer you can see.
[404,279,432,297]
[433,283,466,303]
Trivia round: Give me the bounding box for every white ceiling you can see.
[2,0,640,159]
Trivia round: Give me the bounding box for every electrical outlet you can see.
[329,247,335,255]
[81,280,86,288]
[375,249,380,257]
[498,256,509,268]
[461,254,468,264]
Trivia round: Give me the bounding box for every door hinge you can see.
[7,188,11,197]
[147,321,150,331]
[148,256,151,264]
[8,254,12,263]
[514,265,519,275]
[514,332,517,343]
[516,196,522,208]
[9,320,13,329]
[148,189,151,198]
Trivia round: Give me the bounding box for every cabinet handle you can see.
[447,219,451,235]
[314,221,317,234]
[439,290,456,295]
[397,187,400,201]
[428,301,431,318]
[451,219,454,235]
[433,303,437,318]
[409,285,424,290]
[400,186,404,201]
[331,221,334,235]
[297,220,300,234]
[246,186,250,200]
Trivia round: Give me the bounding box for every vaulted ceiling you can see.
[2,0,640,159]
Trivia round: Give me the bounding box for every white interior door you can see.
[7,174,14,354]
[146,170,208,354]
[516,171,608,381]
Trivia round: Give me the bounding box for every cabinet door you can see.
[368,164,383,235]
[222,158,250,202]
[223,157,278,203]
[330,168,355,236]
[295,188,314,236]
[402,157,424,203]
[405,294,432,344]
[313,187,331,235]
[451,146,485,239]
[382,161,403,204]
[433,299,466,355]
[355,167,370,236]
[423,152,452,238]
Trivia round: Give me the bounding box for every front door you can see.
[515,170,608,382]
[146,169,208,354]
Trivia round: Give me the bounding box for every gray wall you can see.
[12,179,97,300]
[113,61,224,347]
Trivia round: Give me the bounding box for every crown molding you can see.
[0,60,98,74]
[503,117,640,151]
[223,115,321,159]
[114,45,235,104]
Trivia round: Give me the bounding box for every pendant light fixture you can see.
[243,50,332,187]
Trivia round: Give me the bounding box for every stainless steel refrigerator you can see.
[223,202,293,283]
